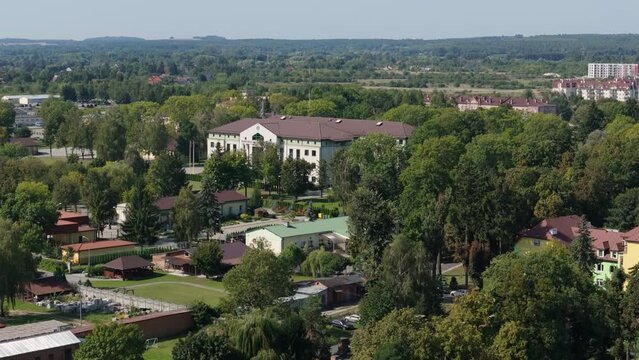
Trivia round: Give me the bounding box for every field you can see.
[143,337,181,360]
[1,299,115,327]
[91,272,227,306]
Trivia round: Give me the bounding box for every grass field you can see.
[2,299,115,327]
[91,272,227,306]
[143,337,181,360]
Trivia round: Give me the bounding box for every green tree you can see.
[317,159,329,197]
[0,100,16,129]
[279,244,306,271]
[189,300,220,330]
[0,219,36,317]
[256,143,281,194]
[94,112,127,161]
[82,168,118,231]
[223,248,293,309]
[572,101,605,142]
[199,177,222,240]
[249,184,263,210]
[347,188,394,276]
[280,158,314,200]
[1,181,58,229]
[173,187,202,245]
[52,172,83,212]
[172,331,236,360]
[74,323,145,360]
[146,152,187,198]
[192,241,223,277]
[121,181,161,246]
[606,188,639,231]
[39,98,73,156]
[381,104,430,126]
[202,151,252,192]
[283,99,338,117]
[301,247,349,277]
[142,118,169,156]
[569,217,599,276]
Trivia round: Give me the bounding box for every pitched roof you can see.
[0,331,79,357]
[24,277,73,297]
[8,137,38,147]
[518,215,583,245]
[316,274,364,289]
[103,255,152,271]
[153,190,247,211]
[623,226,639,243]
[0,320,70,343]
[221,242,248,266]
[66,240,136,252]
[587,228,625,261]
[249,217,349,239]
[210,115,414,142]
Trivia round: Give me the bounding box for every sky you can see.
[1,0,638,40]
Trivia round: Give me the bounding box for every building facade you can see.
[207,116,413,182]
[425,95,558,114]
[587,63,639,79]
[552,78,639,101]
[246,216,349,255]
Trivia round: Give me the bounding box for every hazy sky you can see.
[1,0,637,40]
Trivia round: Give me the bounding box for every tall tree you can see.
[172,331,236,360]
[146,152,187,198]
[347,188,395,277]
[223,248,293,309]
[53,172,83,211]
[173,187,202,245]
[202,151,252,192]
[192,241,223,277]
[0,219,36,317]
[39,98,73,156]
[569,217,599,276]
[199,177,222,240]
[74,323,145,360]
[280,158,314,200]
[82,168,118,233]
[0,100,16,129]
[94,112,127,161]
[317,159,329,197]
[121,180,161,246]
[1,181,58,229]
[258,143,281,194]
[572,101,605,142]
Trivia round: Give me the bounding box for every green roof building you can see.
[246,217,349,255]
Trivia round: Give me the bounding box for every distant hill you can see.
[83,36,146,43]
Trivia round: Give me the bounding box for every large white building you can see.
[552,78,638,102]
[1,94,57,106]
[587,63,638,79]
[207,115,414,182]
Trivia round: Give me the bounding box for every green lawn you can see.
[143,336,181,360]
[91,272,227,306]
[441,264,468,288]
[2,300,115,326]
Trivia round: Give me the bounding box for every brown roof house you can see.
[292,274,365,309]
[207,115,414,183]
[8,137,39,155]
[152,242,248,275]
[103,255,153,280]
[23,276,74,301]
[47,211,97,245]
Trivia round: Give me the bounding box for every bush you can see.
[87,265,105,277]
[39,258,66,273]
[190,301,220,330]
[301,248,349,277]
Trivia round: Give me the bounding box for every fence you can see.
[77,285,186,312]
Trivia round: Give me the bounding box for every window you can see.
[252,133,264,141]
[312,150,316,156]
[597,250,605,257]
[612,251,618,259]
[239,205,243,213]
[289,149,293,157]
[596,279,604,286]
[596,263,604,271]
[210,142,215,148]
[226,144,230,151]
[610,265,617,272]
[533,239,541,246]
[233,144,237,151]
[296,149,300,159]
[304,149,309,156]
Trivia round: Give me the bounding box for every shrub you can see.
[449,276,458,290]
[190,301,220,330]
[87,265,105,277]
[39,258,66,273]
[301,248,349,277]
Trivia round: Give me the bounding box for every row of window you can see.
[288,148,317,159]
[596,263,617,273]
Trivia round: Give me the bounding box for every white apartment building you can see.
[587,63,638,79]
[207,115,414,182]
[552,78,638,102]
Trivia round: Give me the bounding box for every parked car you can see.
[344,314,361,322]
[450,289,468,297]
[330,319,355,330]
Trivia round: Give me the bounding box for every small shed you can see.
[103,255,153,280]
[23,276,74,301]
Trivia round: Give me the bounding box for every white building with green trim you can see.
[246,216,349,255]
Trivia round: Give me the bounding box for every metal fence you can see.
[77,285,186,312]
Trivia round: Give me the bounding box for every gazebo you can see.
[103,256,153,280]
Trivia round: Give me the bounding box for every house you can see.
[515,216,624,284]
[246,217,349,255]
[291,274,365,309]
[103,255,153,280]
[8,137,39,155]
[117,190,248,225]
[620,227,639,278]
[1,94,55,106]
[47,211,98,245]
[424,95,558,114]
[0,320,80,360]
[147,75,163,85]
[151,242,248,274]
[23,276,74,301]
[207,115,413,182]
[62,240,137,265]
[552,78,638,101]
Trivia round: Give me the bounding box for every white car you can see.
[345,314,361,322]
[450,289,468,297]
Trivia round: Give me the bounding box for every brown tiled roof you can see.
[67,240,136,252]
[8,137,38,147]
[104,255,152,271]
[24,276,73,297]
[587,228,625,261]
[518,215,582,245]
[58,211,90,224]
[153,191,247,211]
[210,115,414,141]
[221,242,247,266]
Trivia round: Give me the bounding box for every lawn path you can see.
[122,281,227,293]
